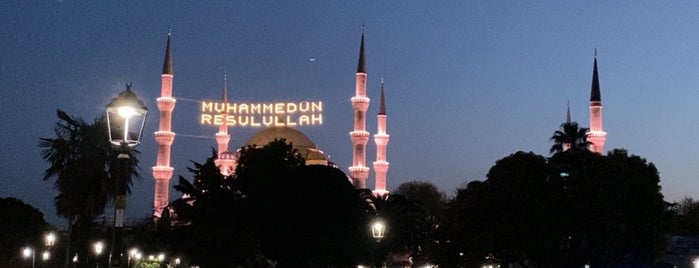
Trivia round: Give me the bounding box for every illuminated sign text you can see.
[201,101,323,127]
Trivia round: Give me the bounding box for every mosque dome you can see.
[245,126,327,165]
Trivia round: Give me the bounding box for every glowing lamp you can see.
[371,218,386,240]
[44,232,57,246]
[93,241,104,255]
[106,83,148,148]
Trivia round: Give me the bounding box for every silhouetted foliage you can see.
[39,109,141,267]
[447,149,667,268]
[669,197,699,235]
[0,197,50,267]
[259,165,370,267]
[164,150,255,267]
[550,121,591,154]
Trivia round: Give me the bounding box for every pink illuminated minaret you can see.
[152,33,176,219]
[587,51,607,154]
[373,79,389,196]
[214,75,236,176]
[349,33,371,188]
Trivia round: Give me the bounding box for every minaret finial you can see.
[594,48,597,58]
[223,71,228,102]
[168,27,172,36]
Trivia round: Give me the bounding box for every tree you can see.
[463,151,566,267]
[448,149,667,267]
[552,148,667,267]
[0,197,50,267]
[39,109,141,267]
[164,150,256,267]
[259,165,371,267]
[392,181,447,265]
[367,193,431,267]
[550,121,591,154]
[669,197,699,235]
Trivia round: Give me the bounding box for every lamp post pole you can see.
[105,83,148,268]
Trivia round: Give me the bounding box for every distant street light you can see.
[44,232,57,247]
[105,83,148,267]
[22,247,35,268]
[94,241,104,268]
[127,248,140,268]
[42,250,50,262]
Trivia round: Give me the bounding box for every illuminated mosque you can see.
[150,33,390,218]
[149,31,606,218]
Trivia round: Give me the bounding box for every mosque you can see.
[150,33,390,219]
[148,32,607,219]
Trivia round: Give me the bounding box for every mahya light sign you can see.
[201,100,323,127]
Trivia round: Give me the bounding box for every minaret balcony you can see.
[351,97,370,110]
[157,97,177,111]
[152,166,174,179]
[349,166,370,179]
[350,131,370,143]
[372,161,389,172]
[154,131,175,145]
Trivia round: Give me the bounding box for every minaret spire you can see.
[152,32,177,220]
[162,32,173,75]
[349,31,371,188]
[590,52,601,102]
[357,33,366,73]
[587,50,607,154]
[566,99,571,124]
[373,78,390,196]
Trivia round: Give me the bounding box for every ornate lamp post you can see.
[370,218,387,268]
[106,83,148,267]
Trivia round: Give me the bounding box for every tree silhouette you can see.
[550,121,591,154]
[39,109,141,267]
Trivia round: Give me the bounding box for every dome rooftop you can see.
[245,126,316,149]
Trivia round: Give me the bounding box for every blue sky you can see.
[3,1,699,226]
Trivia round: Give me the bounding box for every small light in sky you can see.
[309,58,316,62]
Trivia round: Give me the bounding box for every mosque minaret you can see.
[587,52,607,154]
[372,78,390,196]
[152,33,176,218]
[348,33,371,188]
[214,75,236,176]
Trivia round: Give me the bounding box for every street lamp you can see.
[370,218,387,268]
[44,232,57,247]
[105,83,148,267]
[371,218,386,241]
[127,248,140,268]
[22,247,35,268]
[94,241,104,268]
[42,250,50,262]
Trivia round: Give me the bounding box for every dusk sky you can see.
[3,1,699,226]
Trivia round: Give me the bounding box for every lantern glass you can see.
[371,218,386,239]
[106,84,148,147]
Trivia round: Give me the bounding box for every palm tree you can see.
[39,109,140,267]
[550,121,591,154]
